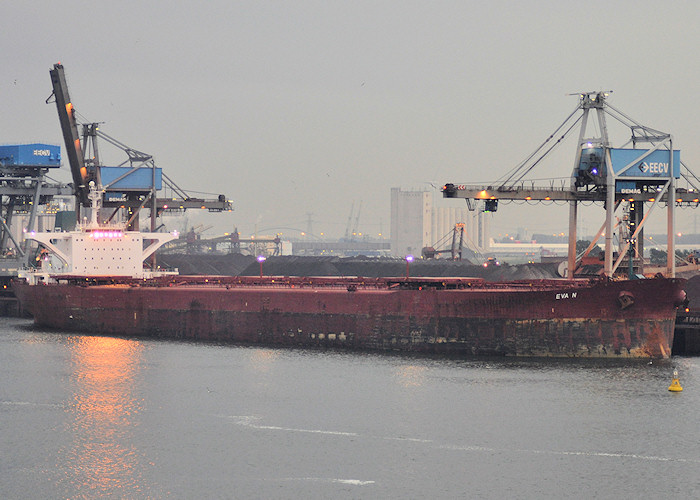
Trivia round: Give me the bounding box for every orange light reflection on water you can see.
[61,335,148,496]
[249,348,280,373]
[394,365,427,388]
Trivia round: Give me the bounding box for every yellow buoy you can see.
[668,370,683,392]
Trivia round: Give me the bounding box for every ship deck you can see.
[41,274,609,292]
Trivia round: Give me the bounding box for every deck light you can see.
[257,255,266,278]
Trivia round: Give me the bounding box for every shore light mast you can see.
[257,255,266,278]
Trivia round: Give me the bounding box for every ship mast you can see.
[86,181,103,229]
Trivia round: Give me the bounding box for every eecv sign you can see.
[611,148,680,179]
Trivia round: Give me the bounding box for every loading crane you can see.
[422,223,474,261]
[47,63,232,230]
[443,91,699,278]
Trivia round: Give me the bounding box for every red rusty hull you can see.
[13,276,686,358]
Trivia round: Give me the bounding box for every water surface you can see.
[1,318,698,499]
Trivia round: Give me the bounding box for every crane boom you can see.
[48,63,91,207]
[344,201,354,240]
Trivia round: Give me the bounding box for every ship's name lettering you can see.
[555,292,578,300]
[33,149,51,156]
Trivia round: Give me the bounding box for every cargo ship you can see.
[13,272,685,358]
[12,188,686,358]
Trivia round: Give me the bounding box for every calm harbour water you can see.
[1,316,699,499]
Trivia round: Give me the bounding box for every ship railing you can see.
[30,274,612,290]
[76,221,126,230]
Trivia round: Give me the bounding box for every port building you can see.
[390,188,489,258]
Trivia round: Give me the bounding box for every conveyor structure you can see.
[0,144,73,276]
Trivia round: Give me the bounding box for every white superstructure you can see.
[19,183,178,283]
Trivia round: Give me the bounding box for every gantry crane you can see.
[443,91,698,278]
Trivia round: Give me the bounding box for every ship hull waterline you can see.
[13,276,686,358]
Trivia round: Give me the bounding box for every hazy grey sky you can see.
[3,1,700,240]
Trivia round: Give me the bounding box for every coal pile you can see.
[157,253,255,276]
[156,254,561,280]
[157,254,561,280]
[238,255,561,281]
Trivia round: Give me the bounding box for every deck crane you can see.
[47,63,232,230]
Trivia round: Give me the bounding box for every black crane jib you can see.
[48,63,92,207]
